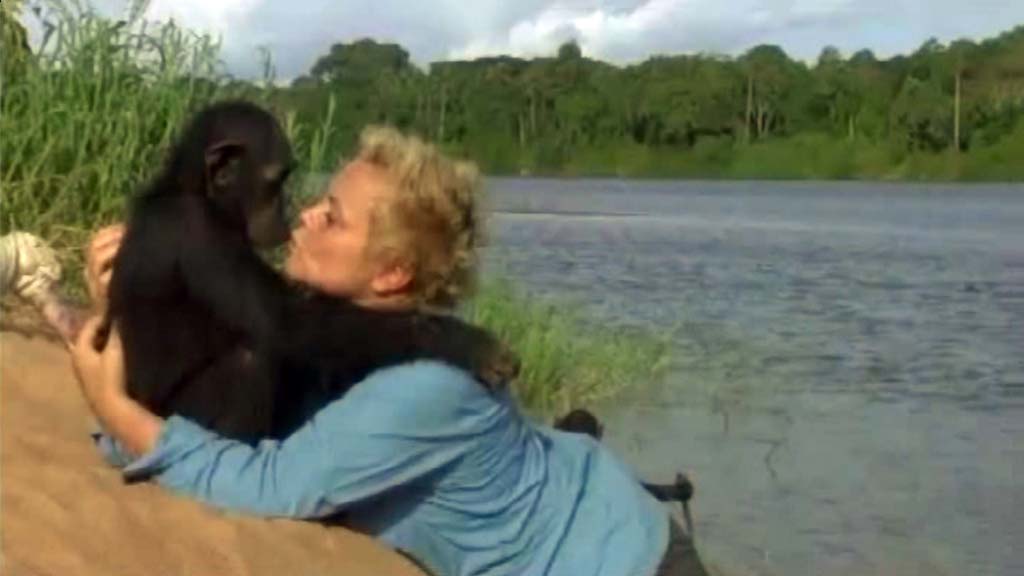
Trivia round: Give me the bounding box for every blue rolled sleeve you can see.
[97,362,481,519]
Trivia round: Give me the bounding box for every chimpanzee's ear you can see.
[204,140,246,193]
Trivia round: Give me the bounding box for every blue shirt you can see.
[97,361,669,576]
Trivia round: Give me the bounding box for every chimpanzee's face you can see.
[206,120,295,249]
[245,152,294,249]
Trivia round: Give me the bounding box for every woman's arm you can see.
[70,316,162,456]
[70,318,487,519]
[71,317,342,517]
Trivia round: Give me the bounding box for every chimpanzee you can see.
[554,409,694,505]
[97,100,517,443]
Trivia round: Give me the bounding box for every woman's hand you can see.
[69,315,162,456]
[70,315,128,407]
[84,224,125,313]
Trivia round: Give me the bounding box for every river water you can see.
[483,178,1024,576]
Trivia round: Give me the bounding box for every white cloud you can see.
[449,0,864,62]
[31,0,1024,79]
[142,0,260,33]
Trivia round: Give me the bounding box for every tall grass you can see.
[0,1,670,414]
[2,1,223,265]
[0,1,323,265]
[464,279,672,418]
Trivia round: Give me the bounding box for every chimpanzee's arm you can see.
[175,198,517,388]
[173,202,421,358]
[174,199,291,348]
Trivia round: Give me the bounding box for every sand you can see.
[0,308,424,576]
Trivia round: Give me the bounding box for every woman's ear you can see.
[370,259,414,296]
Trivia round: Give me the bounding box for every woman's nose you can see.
[300,203,325,230]
[299,208,314,229]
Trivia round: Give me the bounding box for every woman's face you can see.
[284,160,396,301]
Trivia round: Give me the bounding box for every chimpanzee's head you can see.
[171,100,295,248]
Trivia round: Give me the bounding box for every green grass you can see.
[464,279,672,419]
[2,1,225,279]
[1,1,671,414]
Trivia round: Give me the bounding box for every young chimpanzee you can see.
[554,409,695,506]
[96,101,517,443]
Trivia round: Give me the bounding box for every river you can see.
[483,178,1024,576]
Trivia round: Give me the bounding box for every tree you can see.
[947,39,978,152]
[557,40,582,61]
[891,76,950,151]
[814,46,865,139]
[310,39,415,83]
[740,45,802,141]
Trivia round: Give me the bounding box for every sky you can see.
[47,0,1024,79]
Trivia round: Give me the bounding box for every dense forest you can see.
[4,2,1023,180]
[272,28,1024,180]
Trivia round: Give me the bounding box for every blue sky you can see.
[59,0,1024,79]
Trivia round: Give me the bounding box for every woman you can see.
[70,125,707,575]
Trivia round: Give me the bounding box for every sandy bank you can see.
[1,310,423,576]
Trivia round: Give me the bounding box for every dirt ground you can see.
[0,305,424,576]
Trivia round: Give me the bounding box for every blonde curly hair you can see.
[354,126,484,310]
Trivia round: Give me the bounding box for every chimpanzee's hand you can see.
[420,316,520,391]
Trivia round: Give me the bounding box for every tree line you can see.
[272,28,1024,180]
[5,1,1022,180]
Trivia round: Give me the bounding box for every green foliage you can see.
[891,77,951,152]
[284,26,1024,180]
[731,134,850,179]
[557,40,582,61]
[954,117,1024,180]
[1,0,225,253]
[1,1,330,264]
[1,0,32,77]
[310,39,413,83]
